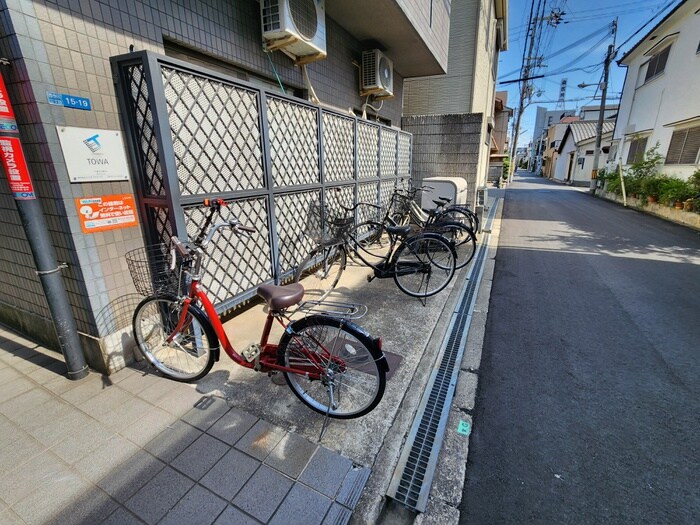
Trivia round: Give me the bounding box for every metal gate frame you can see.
[111,50,412,312]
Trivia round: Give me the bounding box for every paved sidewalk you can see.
[0,328,368,525]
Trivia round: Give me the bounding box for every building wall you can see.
[401,113,483,207]
[0,0,408,367]
[402,0,478,115]
[613,3,700,179]
[399,0,452,71]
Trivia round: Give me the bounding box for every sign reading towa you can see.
[57,126,130,183]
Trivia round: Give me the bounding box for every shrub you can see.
[639,174,669,200]
[659,178,693,205]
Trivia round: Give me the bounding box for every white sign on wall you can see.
[57,126,130,183]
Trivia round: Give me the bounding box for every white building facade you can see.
[611,0,700,179]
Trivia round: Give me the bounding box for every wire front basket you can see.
[125,244,188,297]
[305,200,354,246]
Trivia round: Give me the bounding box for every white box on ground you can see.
[421,177,469,210]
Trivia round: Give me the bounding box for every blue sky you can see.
[499,0,684,147]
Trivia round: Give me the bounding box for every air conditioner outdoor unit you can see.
[261,0,326,61]
[361,49,394,97]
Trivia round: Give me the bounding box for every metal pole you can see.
[590,20,617,193]
[0,69,88,380]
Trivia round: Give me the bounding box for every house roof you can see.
[557,120,616,153]
[560,116,580,124]
[618,0,688,65]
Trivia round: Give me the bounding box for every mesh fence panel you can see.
[116,53,410,310]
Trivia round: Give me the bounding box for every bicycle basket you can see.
[305,200,354,245]
[125,244,187,296]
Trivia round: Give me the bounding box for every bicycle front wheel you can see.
[349,220,390,258]
[392,233,456,297]
[277,315,387,419]
[132,296,217,382]
[293,245,346,300]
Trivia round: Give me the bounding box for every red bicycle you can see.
[128,200,388,419]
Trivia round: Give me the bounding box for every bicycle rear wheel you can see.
[392,233,456,297]
[132,296,217,382]
[277,315,387,419]
[438,206,479,233]
[431,221,476,269]
[293,245,346,300]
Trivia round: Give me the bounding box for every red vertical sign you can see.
[0,72,35,200]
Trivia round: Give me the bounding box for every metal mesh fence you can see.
[115,51,411,311]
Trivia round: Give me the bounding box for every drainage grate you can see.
[386,202,499,512]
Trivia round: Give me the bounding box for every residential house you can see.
[488,91,513,182]
[542,116,580,179]
[0,0,457,372]
[554,120,615,185]
[531,106,577,169]
[610,0,700,179]
[402,0,509,206]
[579,104,619,121]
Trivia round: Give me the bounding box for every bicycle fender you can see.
[187,302,221,362]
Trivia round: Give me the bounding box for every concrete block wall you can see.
[0,0,405,373]
[401,113,484,207]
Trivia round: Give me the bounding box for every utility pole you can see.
[590,20,617,194]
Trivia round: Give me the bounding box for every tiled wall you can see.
[0,0,405,351]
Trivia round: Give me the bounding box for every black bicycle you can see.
[294,199,457,301]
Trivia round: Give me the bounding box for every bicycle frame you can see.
[170,276,334,380]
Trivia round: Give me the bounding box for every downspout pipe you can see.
[0,67,88,380]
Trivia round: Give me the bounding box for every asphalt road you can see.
[460,173,700,523]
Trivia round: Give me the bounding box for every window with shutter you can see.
[644,45,671,83]
[665,126,700,165]
[626,136,648,164]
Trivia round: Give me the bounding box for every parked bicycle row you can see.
[125,188,480,421]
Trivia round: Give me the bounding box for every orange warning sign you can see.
[75,193,139,234]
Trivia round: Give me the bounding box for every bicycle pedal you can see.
[242,343,261,362]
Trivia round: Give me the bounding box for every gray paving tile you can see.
[0,508,25,525]
[51,417,114,464]
[115,369,164,395]
[94,394,154,432]
[119,405,177,447]
[269,483,332,525]
[157,383,208,417]
[0,364,21,383]
[234,420,286,461]
[26,359,69,384]
[213,506,260,525]
[298,448,353,499]
[0,387,52,418]
[206,407,258,446]
[200,448,261,501]
[171,433,230,481]
[12,397,73,434]
[0,376,34,404]
[97,449,166,503]
[232,465,293,523]
[125,466,194,525]
[0,415,31,450]
[181,395,230,431]
[144,420,202,463]
[73,433,140,482]
[102,506,146,525]
[159,484,228,525]
[0,433,45,474]
[265,432,318,479]
[42,373,84,395]
[335,465,371,509]
[40,485,119,525]
[60,375,113,405]
[30,407,95,447]
[0,450,69,505]
[12,463,90,524]
[322,503,352,525]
